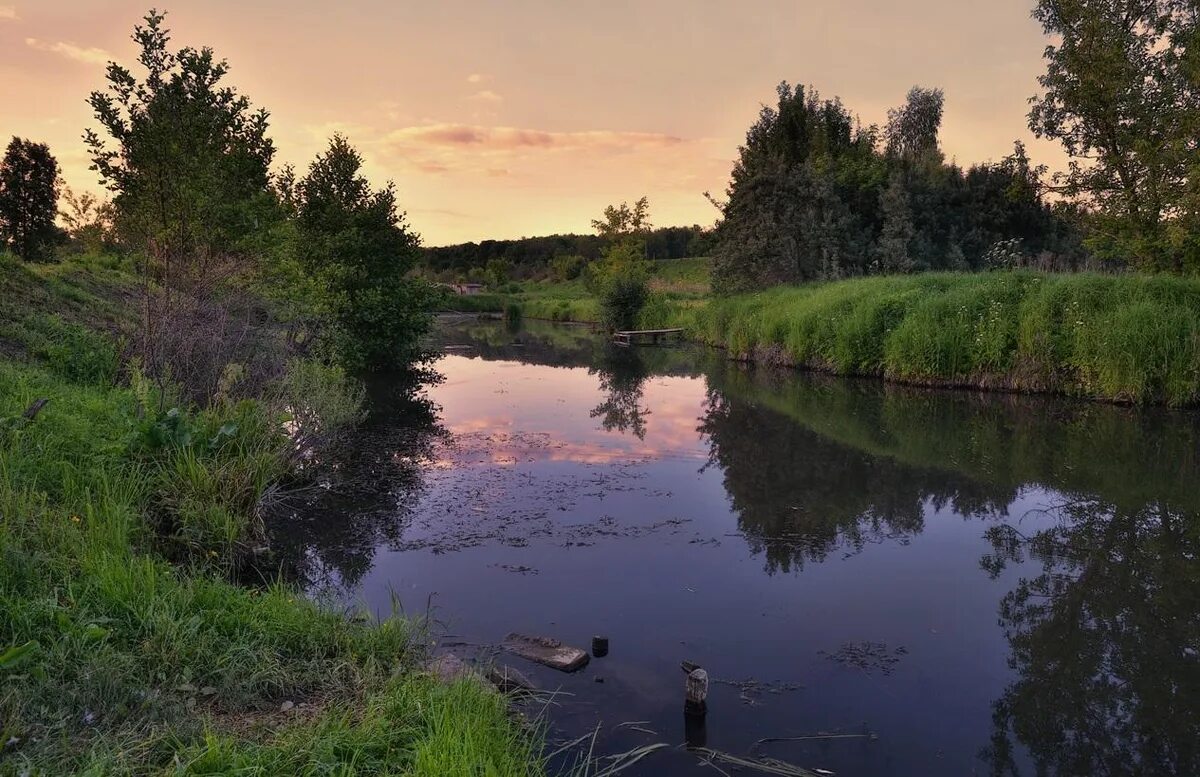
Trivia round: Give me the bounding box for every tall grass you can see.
[0,361,544,774]
[688,272,1200,405]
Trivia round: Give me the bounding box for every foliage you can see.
[686,271,1200,404]
[84,9,278,265]
[711,82,1084,292]
[422,224,710,280]
[588,198,654,330]
[0,137,61,262]
[295,135,435,371]
[884,86,945,158]
[60,185,117,255]
[1029,0,1199,271]
[278,358,365,448]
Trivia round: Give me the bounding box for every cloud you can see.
[466,73,487,84]
[25,37,112,65]
[385,123,685,152]
[467,90,503,104]
[0,6,17,20]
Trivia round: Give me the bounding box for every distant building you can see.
[451,283,485,296]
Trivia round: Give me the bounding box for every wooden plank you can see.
[503,633,590,672]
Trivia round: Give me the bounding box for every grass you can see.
[0,253,547,774]
[685,271,1200,405]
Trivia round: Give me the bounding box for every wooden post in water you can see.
[685,667,708,716]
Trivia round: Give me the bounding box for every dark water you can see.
[268,318,1200,777]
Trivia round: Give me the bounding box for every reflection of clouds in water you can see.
[441,369,709,465]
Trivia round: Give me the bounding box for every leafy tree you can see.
[711,83,885,292]
[1029,0,1200,271]
[84,9,277,269]
[589,197,654,330]
[296,135,434,371]
[591,196,651,239]
[60,185,116,254]
[0,137,61,261]
[712,81,1084,291]
[484,257,511,288]
[884,86,945,158]
[875,172,916,272]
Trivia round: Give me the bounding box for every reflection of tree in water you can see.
[699,381,1016,574]
[263,374,447,591]
[589,345,652,439]
[981,499,1200,776]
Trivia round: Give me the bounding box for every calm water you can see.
[268,318,1200,776]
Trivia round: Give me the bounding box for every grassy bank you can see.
[688,272,1200,405]
[0,254,544,774]
[446,261,1200,405]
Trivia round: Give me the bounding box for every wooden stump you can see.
[685,667,708,716]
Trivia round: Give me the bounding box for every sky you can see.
[0,1,1065,246]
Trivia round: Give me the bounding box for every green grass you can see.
[439,257,710,324]
[0,362,542,774]
[0,253,546,774]
[686,272,1200,405]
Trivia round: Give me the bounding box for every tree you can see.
[1029,0,1200,271]
[875,172,916,272]
[884,86,945,158]
[0,137,61,261]
[711,82,885,292]
[60,185,116,254]
[85,9,277,270]
[296,135,434,371]
[591,197,651,240]
[589,197,654,330]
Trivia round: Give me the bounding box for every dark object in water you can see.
[592,635,609,657]
[685,667,709,716]
[486,664,537,695]
[681,659,701,674]
[503,633,590,672]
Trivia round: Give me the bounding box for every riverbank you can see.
[0,254,544,774]
[456,264,1200,405]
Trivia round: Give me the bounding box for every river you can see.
[267,317,1200,776]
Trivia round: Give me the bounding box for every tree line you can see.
[422,224,713,284]
[711,0,1198,292]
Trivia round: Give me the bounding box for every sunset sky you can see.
[0,1,1065,246]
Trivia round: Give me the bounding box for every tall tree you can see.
[84,9,277,271]
[885,86,945,158]
[296,135,434,371]
[0,137,61,262]
[1029,0,1200,271]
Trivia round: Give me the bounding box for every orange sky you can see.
[0,1,1065,246]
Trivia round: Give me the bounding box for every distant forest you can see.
[422,224,714,281]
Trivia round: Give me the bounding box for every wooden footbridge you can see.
[612,328,685,346]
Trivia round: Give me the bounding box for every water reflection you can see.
[589,345,653,439]
[983,499,1200,776]
[265,318,1200,776]
[267,378,446,590]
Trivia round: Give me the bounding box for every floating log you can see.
[502,633,590,672]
